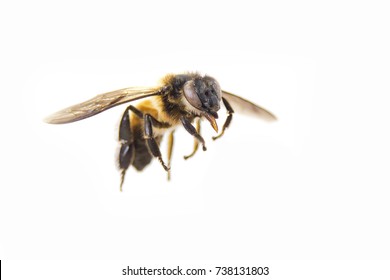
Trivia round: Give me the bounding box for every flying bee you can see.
[45,72,277,190]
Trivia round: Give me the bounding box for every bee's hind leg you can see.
[118,106,135,191]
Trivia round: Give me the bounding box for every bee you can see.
[45,72,276,190]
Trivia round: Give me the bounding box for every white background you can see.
[1,0,390,278]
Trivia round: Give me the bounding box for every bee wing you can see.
[222,90,277,121]
[45,87,162,124]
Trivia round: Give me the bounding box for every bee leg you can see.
[144,114,170,172]
[212,97,234,140]
[127,105,144,118]
[184,118,201,160]
[128,105,171,128]
[167,130,175,180]
[127,105,171,172]
[118,107,135,192]
[180,116,207,151]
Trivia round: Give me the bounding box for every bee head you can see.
[183,75,222,132]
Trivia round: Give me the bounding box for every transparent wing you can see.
[45,87,161,124]
[222,90,277,121]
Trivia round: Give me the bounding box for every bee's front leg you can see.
[212,97,234,140]
[183,118,201,160]
[180,116,207,151]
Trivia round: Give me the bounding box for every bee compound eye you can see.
[183,81,202,109]
[213,81,222,101]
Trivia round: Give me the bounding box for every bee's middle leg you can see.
[126,105,171,172]
[166,130,174,180]
[127,105,170,128]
